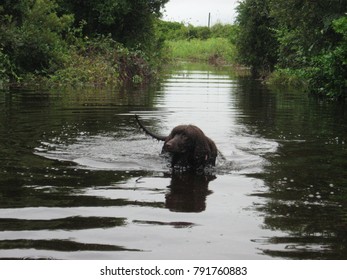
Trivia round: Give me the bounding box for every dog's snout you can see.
[165,142,172,148]
[164,140,174,151]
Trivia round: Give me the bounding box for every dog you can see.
[135,115,217,171]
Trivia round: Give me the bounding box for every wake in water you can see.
[35,131,278,175]
[35,134,168,172]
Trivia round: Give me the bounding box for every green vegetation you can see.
[155,20,238,65]
[49,37,157,87]
[156,20,238,42]
[236,0,347,99]
[1,0,345,99]
[0,0,168,87]
[166,38,235,64]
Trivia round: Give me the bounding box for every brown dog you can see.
[135,115,217,170]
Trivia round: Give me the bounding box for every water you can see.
[0,63,346,259]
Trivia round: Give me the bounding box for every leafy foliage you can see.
[236,0,347,99]
[49,36,155,87]
[0,48,17,83]
[235,0,278,77]
[306,16,347,98]
[60,0,168,50]
[0,0,73,75]
[155,20,238,43]
[155,20,238,65]
[0,0,168,86]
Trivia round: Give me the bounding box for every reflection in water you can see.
[234,79,347,259]
[0,63,347,259]
[165,173,215,212]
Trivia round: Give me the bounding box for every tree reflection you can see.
[235,78,347,259]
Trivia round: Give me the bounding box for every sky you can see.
[161,0,239,26]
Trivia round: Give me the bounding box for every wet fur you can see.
[135,115,217,170]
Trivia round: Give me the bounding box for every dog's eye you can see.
[180,134,188,140]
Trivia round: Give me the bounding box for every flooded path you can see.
[0,63,346,259]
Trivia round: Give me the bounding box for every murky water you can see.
[0,63,346,259]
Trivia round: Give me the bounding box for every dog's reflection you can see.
[165,173,216,212]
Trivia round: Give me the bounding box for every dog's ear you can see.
[192,129,212,163]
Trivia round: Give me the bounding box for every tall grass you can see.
[166,38,236,64]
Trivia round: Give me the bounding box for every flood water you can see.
[0,63,346,260]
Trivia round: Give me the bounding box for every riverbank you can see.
[236,1,346,100]
[0,37,163,89]
[0,0,168,89]
[0,8,239,90]
[0,37,236,90]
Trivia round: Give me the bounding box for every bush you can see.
[0,48,17,84]
[49,52,118,87]
[0,0,73,77]
[267,68,308,88]
[49,37,155,87]
[300,16,346,99]
[235,0,278,77]
[308,26,346,98]
[155,19,239,42]
[210,23,239,43]
[0,0,167,87]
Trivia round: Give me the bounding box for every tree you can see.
[0,0,73,74]
[236,0,278,77]
[60,0,168,50]
[268,0,347,98]
[235,0,347,98]
[269,0,346,69]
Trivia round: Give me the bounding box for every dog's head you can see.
[163,125,216,166]
[163,125,194,154]
[135,115,217,170]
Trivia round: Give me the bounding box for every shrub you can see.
[49,51,119,87]
[0,0,73,77]
[267,68,308,88]
[0,48,17,84]
[49,37,155,87]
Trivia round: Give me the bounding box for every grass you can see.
[166,38,236,65]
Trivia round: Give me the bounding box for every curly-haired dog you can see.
[135,115,217,170]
